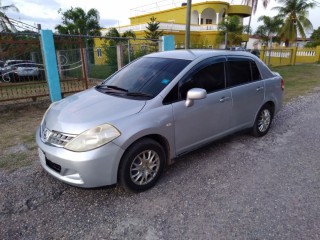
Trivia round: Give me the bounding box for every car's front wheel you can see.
[252,104,273,137]
[119,138,166,192]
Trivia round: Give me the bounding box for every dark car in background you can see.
[0,60,4,79]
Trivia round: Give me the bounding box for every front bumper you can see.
[36,127,124,188]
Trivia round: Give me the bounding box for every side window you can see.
[179,62,226,99]
[227,60,251,87]
[250,61,261,81]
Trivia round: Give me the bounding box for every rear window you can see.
[251,61,261,81]
[102,57,191,97]
[227,60,251,87]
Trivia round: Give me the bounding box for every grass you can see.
[0,104,47,171]
[60,64,117,80]
[0,153,33,171]
[270,64,320,102]
[89,64,117,80]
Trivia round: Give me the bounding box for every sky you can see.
[3,0,320,35]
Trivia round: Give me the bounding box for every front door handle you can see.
[256,86,264,91]
[219,96,231,103]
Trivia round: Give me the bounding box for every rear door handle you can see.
[219,96,231,103]
[256,86,264,91]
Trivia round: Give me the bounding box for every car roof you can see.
[5,60,34,63]
[145,49,255,61]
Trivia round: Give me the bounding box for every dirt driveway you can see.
[1,91,320,239]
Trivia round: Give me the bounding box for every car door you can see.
[226,56,265,129]
[168,57,233,155]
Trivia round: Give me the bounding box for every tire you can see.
[252,104,273,137]
[119,138,166,192]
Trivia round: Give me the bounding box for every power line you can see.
[7,17,38,32]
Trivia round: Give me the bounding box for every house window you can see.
[97,48,102,58]
[206,19,212,24]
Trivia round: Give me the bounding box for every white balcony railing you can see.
[113,22,218,34]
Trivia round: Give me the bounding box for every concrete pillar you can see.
[39,30,61,102]
[291,47,298,65]
[161,35,175,51]
[116,44,124,70]
[315,46,320,62]
[198,13,202,25]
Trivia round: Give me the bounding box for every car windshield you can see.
[99,57,191,98]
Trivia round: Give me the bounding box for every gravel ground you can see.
[1,90,320,240]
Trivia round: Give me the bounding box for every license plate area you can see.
[38,148,61,173]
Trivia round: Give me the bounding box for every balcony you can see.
[111,22,218,34]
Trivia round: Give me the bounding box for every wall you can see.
[260,46,320,67]
[130,2,230,25]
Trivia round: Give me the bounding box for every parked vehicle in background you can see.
[1,60,39,82]
[0,60,4,79]
[36,50,284,192]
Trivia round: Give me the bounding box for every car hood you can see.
[44,88,146,134]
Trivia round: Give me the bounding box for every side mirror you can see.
[185,88,207,107]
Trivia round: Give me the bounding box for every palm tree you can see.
[242,0,270,14]
[218,15,249,48]
[272,0,315,46]
[255,15,283,46]
[55,7,101,36]
[0,0,19,32]
[243,0,271,48]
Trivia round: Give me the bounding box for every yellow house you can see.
[95,1,252,64]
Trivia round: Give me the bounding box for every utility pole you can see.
[185,0,192,49]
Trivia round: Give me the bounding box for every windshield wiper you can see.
[126,92,154,99]
[96,84,128,92]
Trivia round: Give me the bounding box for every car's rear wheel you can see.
[119,138,165,192]
[252,104,273,137]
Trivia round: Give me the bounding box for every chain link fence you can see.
[0,32,162,104]
[0,32,47,103]
[88,36,162,82]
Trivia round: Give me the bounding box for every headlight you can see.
[64,124,121,152]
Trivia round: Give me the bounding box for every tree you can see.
[104,28,136,66]
[305,26,320,47]
[106,27,136,45]
[255,15,283,46]
[55,7,101,36]
[0,0,19,32]
[242,0,270,14]
[272,0,315,46]
[243,0,271,48]
[217,15,248,48]
[144,16,163,41]
[310,26,320,40]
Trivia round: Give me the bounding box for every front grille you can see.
[47,131,75,147]
[46,159,61,173]
[41,126,76,147]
